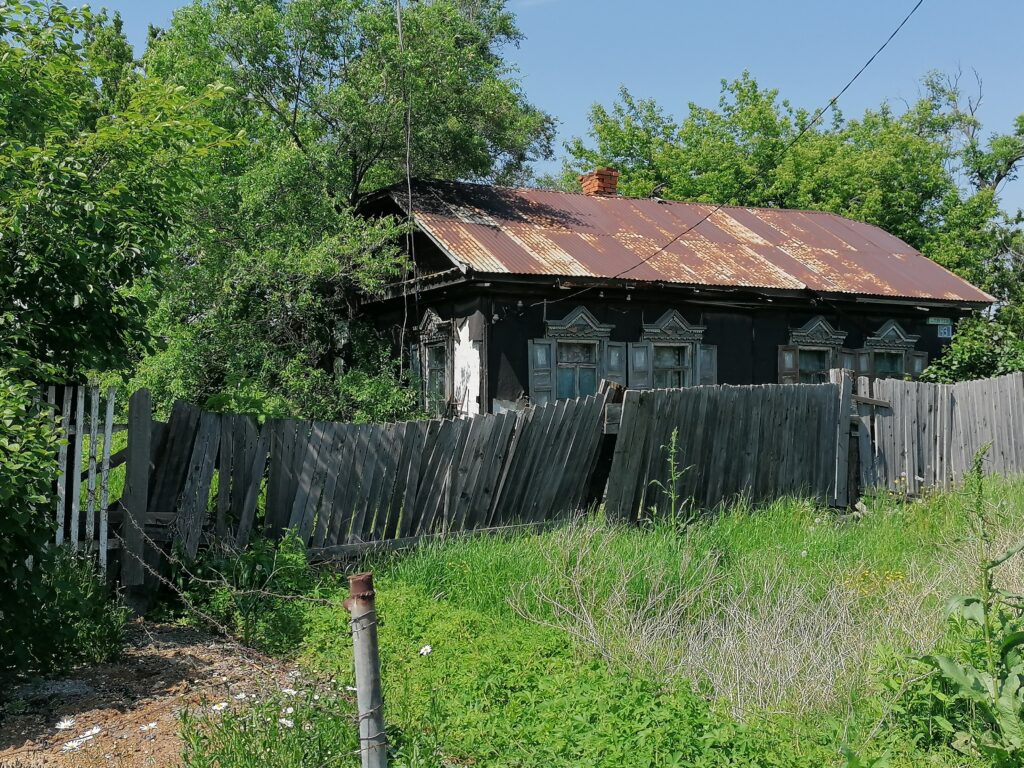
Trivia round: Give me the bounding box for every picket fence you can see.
[48,384,120,572]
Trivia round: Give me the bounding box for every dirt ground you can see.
[0,623,294,768]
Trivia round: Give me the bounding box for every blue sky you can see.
[104,0,1024,212]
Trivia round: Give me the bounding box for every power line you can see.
[539,0,927,307]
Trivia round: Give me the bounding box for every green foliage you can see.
[0,370,60,675]
[301,582,830,768]
[176,482,1024,767]
[0,1,228,379]
[0,371,126,683]
[170,531,339,655]
[646,426,696,530]
[125,0,553,420]
[922,316,1024,383]
[897,449,1024,765]
[180,689,359,768]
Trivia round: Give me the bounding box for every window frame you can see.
[414,309,454,416]
[555,339,601,399]
[651,343,693,388]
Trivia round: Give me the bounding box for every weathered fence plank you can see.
[121,389,152,587]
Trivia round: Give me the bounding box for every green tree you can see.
[131,0,553,419]
[0,1,227,380]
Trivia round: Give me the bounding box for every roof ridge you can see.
[412,177,862,219]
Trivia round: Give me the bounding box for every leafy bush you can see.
[1,372,61,677]
[169,531,339,655]
[0,373,127,683]
[31,549,129,672]
[894,450,1024,765]
[922,316,1024,383]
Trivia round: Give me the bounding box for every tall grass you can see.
[377,479,1024,719]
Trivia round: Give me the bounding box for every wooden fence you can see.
[864,372,1024,495]
[604,381,848,521]
[47,384,119,572]
[106,389,609,585]
[46,371,1024,591]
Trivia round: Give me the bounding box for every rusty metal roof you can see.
[395,180,993,304]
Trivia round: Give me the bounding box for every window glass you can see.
[798,348,829,384]
[874,352,904,379]
[425,342,447,416]
[556,367,576,399]
[652,344,690,388]
[557,342,596,364]
[554,341,598,399]
[654,369,684,388]
[533,342,551,368]
[654,346,685,368]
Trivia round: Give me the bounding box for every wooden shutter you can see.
[909,351,928,378]
[778,345,799,384]
[627,341,653,389]
[698,344,717,385]
[527,339,555,405]
[603,341,626,385]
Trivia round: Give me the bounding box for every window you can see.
[556,341,599,398]
[632,310,715,389]
[780,317,929,383]
[872,351,904,379]
[779,345,834,384]
[528,307,716,404]
[653,344,691,388]
[424,342,448,416]
[779,316,847,384]
[412,309,453,415]
[798,348,830,384]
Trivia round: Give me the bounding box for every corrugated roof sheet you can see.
[396,180,993,304]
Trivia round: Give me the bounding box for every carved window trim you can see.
[642,310,707,344]
[544,306,614,340]
[864,320,920,351]
[788,315,848,347]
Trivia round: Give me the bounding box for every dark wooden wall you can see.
[365,282,970,414]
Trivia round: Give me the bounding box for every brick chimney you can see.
[579,167,619,196]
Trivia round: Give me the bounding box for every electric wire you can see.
[533,0,927,309]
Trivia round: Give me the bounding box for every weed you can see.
[898,448,1024,765]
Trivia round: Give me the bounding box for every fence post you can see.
[346,571,387,768]
[829,369,853,507]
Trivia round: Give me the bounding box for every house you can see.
[360,168,993,416]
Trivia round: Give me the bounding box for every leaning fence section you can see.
[604,382,846,522]
[86,390,608,584]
